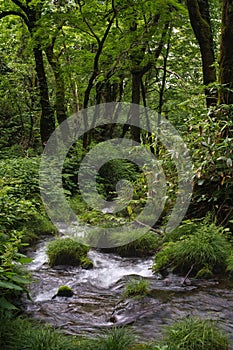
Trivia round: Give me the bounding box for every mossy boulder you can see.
[114,231,159,257]
[88,229,159,257]
[57,285,74,297]
[46,238,92,267]
[196,266,214,279]
[80,257,94,269]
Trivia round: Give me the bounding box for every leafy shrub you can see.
[97,158,141,199]
[46,237,91,267]
[0,230,32,310]
[153,221,231,277]
[159,317,229,350]
[123,278,150,299]
[0,157,40,200]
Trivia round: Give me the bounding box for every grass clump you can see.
[96,327,135,350]
[153,220,231,277]
[46,237,91,267]
[158,317,230,350]
[0,316,78,350]
[123,278,150,299]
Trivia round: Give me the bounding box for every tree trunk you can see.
[45,46,67,125]
[33,47,55,146]
[130,71,142,142]
[219,0,233,104]
[187,0,217,107]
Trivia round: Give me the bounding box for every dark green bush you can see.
[46,237,91,267]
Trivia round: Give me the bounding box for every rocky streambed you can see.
[23,234,233,347]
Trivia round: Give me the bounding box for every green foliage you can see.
[190,110,233,223]
[46,237,91,267]
[123,278,150,299]
[158,317,229,350]
[97,159,141,199]
[0,230,32,310]
[153,220,231,277]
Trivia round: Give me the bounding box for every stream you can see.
[23,230,233,347]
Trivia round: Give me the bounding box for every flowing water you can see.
[23,231,233,347]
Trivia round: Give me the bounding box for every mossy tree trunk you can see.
[187,0,217,107]
[219,0,233,104]
[45,45,67,125]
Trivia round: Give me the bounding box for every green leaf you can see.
[0,280,23,290]
[11,275,31,284]
[0,297,18,310]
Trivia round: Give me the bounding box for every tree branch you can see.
[0,10,29,27]
[11,0,28,14]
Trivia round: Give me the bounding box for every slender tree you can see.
[219,0,233,105]
[187,0,217,107]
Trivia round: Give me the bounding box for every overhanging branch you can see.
[0,10,29,28]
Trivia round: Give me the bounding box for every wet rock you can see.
[52,285,74,299]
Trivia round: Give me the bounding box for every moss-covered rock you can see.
[80,257,94,269]
[57,285,74,297]
[46,238,91,267]
[88,229,160,257]
[196,266,213,279]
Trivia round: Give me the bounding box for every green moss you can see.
[196,266,213,279]
[57,285,74,297]
[88,229,159,257]
[22,214,58,245]
[46,238,91,267]
[80,257,94,269]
